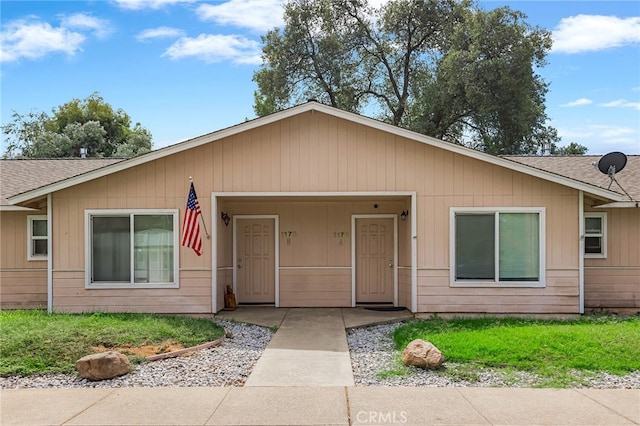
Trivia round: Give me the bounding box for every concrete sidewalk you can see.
[2,386,638,425]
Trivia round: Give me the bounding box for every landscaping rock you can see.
[402,339,444,369]
[76,351,131,381]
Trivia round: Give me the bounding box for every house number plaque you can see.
[280,231,298,245]
[333,231,349,246]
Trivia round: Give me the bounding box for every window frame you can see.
[85,209,180,289]
[584,212,607,259]
[449,207,546,288]
[27,215,48,261]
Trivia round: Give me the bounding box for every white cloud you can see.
[0,19,85,63]
[196,0,284,32]
[552,15,640,54]
[162,34,261,64]
[113,0,196,10]
[600,99,640,111]
[136,27,185,42]
[60,13,113,39]
[558,124,638,154]
[561,98,593,107]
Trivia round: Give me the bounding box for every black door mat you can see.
[363,307,407,312]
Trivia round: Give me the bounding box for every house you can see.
[1,159,123,309]
[1,101,638,314]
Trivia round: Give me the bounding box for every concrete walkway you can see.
[216,307,413,386]
[245,308,354,386]
[2,387,638,425]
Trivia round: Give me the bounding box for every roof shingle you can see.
[0,159,123,206]
[504,155,639,201]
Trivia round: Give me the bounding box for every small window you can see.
[451,208,545,287]
[86,210,179,288]
[584,213,607,258]
[27,215,48,260]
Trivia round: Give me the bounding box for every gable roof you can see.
[0,158,123,210]
[5,101,627,205]
[506,155,639,203]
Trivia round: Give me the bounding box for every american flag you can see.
[181,182,202,256]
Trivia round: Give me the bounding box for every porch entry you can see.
[354,216,397,305]
[234,217,276,304]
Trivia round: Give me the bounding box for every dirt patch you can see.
[93,341,185,357]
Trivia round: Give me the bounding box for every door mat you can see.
[363,307,407,312]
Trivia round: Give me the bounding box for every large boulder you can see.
[76,351,131,381]
[402,339,444,369]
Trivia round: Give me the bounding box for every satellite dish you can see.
[597,151,627,176]
[596,151,633,200]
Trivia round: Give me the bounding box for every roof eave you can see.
[6,101,626,204]
[592,201,640,208]
[0,205,39,212]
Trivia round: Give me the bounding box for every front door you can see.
[235,218,275,304]
[356,217,395,304]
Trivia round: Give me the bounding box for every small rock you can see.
[402,339,444,369]
[76,351,131,381]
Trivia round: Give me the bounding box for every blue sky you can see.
[1,0,639,155]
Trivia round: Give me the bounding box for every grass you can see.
[0,310,225,376]
[392,315,640,386]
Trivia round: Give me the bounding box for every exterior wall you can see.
[223,200,407,308]
[415,168,580,314]
[584,200,640,313]
[46,110,582,314]
[0,210,48,309]
[50,161,213,313]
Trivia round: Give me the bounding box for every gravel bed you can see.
[0,320,273,389]
[347,322,640,388]
[3,319,639,389]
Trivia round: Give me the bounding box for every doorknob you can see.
[388,259,394,268]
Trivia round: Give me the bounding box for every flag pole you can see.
[189,177,210,239]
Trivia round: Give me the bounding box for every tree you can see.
[550,142,588,155]
[2,93,152,158]
[253,0,559,155]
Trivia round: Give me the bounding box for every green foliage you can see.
[254,0,559,154]
[2,93,152,158]
[393,316,640,376]
[0,310,224,375]
[551,142,589,155]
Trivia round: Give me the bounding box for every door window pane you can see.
[92,216,131,282]
[455,214,495,280]
[499,213,539,281]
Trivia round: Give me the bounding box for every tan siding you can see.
[1,211,48,309]
[36,110,590,313]
[583,199,640,313]
[52,270,211,313]
[585,268,640,311]
[0,269,47,309]
[398,267,411,309]
[417,269,579,314]
[279,268,351,307]
[0,211,47,270]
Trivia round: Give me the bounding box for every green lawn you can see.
[0,310,225,376]
[393,316,640,386]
